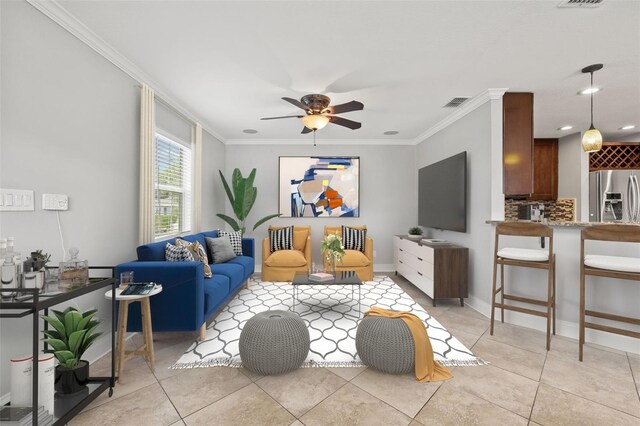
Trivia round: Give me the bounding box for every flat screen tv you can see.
[418,151,467,233]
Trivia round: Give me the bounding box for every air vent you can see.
[557,0,603,8]
[443,97,470,108]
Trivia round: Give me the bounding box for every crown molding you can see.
[412,88,508,145]
[225,138,416,146]
[25,0,226,143]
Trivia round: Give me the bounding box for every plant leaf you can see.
[231,168,243,196]
[42,338,67,352]
[219,169,235,207]
[77,311,97,331]
[43,330,63,341]
[246,168,257,188]
[216,214,240,231]
[253,213,281,231]
[64,310,82,334]
[241,186,257,221]
[41,315,66,341]
[68,330,87,354]
[82,309,98,319]
[232,178,247,220]
[56,350,75,363]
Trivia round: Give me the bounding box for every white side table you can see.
[105,285,162,383]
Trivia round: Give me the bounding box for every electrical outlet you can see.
[43,193,69,211]
[0,188,34,211]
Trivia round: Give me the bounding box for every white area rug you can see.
[171,276,485,369]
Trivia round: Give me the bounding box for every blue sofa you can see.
[115,230,254,339]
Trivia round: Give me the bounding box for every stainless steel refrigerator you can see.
[589,170,640,222]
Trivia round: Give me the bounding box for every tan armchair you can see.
[262,226,311,282]
[323,225,373,281]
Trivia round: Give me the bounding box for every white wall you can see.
[415,103,496,306]
[224,144,416,269]
[201,131,227,231]
[0,0,140,395]
[614,132,640,143]
[558,132,589,221]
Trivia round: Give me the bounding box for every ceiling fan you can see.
[261,94,364,135]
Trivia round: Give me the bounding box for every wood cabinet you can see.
[503,92,534,197]
[529,138,558,200]
[393,236,468,306]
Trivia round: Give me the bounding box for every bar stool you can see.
[579,224,640,361]
[490,222,556,350]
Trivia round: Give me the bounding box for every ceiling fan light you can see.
[581,127,603,153]
[302,114,330,131]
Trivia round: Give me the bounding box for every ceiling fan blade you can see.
[301,127,313,134]
[329,116,361,130]
[260,115,303,120]
[282,97,310,111]
[327,100,364,115]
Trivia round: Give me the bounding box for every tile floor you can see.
[71,274,640,426]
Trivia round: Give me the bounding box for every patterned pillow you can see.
[218,230,243,256]
[165,242,195,262]
[176,239,212,278]
[269,226,293,252]
[342,226,366,252]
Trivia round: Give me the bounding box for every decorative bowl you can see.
[406,234,423,240]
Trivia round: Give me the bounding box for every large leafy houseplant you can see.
[217,168,280,234]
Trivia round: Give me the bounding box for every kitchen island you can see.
[485,220,639,354]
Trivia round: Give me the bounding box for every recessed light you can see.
[242,129,258,134]
[383,131,399,135]
[620,125,636,130]
[558,125,573,131]
[578,87,600,95]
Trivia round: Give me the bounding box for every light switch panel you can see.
[42,193,69,211]
[0,189,35,211]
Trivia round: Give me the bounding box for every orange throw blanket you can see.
[364,307,453,382]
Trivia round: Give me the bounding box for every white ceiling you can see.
[55,0,640,142]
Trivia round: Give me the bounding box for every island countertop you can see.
[485,220,640,227]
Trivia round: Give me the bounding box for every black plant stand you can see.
[0,267,116,425]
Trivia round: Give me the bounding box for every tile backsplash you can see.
[505,198,576,222]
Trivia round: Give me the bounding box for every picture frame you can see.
[278,156,360,218]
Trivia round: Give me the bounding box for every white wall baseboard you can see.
[464,296,640,355]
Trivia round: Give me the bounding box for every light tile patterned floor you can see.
[71,274,640,426]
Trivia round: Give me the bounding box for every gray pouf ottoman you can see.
[239,310,310,375]
[356,316,415,374]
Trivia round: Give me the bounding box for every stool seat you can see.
[497,247,549,262]
[584,254,640,273]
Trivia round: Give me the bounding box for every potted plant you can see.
[217,168,280,234]
[31,249,51,271]
[41,307,102,395]
[407,226,424,240]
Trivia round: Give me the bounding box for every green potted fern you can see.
[217,168,280,234]
[42,307,102,395]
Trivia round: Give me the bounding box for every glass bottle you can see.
[1,239,17,300]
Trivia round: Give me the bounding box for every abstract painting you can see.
[279,156,360,217]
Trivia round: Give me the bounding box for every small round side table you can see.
[104,285,162,383]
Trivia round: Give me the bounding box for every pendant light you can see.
[581,64,604,153]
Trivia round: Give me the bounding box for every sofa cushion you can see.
[165,243,195,262]
[203,275,230,314]
[339,250,371,267]
[176,239,212,278]
[201,230,219,239]
[343,226,367,252]
[210,263,245,289]
[179,233,207,250]
[264,250,307,267]
[137,239,176,261]
[227,256,255,278]
[218,230,243,256]
[205,236,237,263]
[269,226,293,252]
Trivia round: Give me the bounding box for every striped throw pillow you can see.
[218,230,243,256]
[342,226,366,252]
[269,226,293,252]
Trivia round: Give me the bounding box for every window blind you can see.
[154,133,192,239]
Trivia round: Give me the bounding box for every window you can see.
[154,132,192,239]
